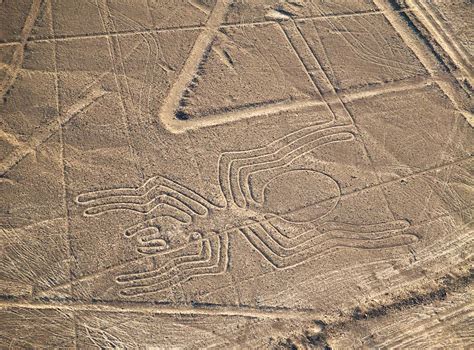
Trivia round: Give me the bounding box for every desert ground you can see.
[0,0,473,348]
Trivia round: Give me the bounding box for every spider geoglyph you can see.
[76,122,417,297]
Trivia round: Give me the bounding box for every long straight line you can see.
[165,76,436,132]
[373,0,471,119]
[0,0,42,97]
[407,0,473,83]
[0,8,414,47]
[0,299,319,320]
[159,0,232,132]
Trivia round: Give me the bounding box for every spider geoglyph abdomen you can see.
[259,169,341,223]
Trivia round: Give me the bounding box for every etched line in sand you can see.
[373,0,472,121]
[39,155,472,297]
[0,8,414,47]
[278,20,335,99]
[0,25,204,46]
[158,4,431,133]
[157,0,447,133]
[161,77,436,133]
[379,301,474,348]
[0,0,42,100]
[0,88,108,176]
[159,0,232,131]
[407,0,473,83]
[196,208,473,300]
[238,220,415,270]
[73,124,425,297]
[75,175,217,220]
[0,299,321,320]
[0,36,151,175]
[188,0,211,15]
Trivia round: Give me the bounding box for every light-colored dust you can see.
[1,0,473,348]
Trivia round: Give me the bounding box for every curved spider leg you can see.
[250,221,323,257]
[134,227,168,254]
[82,195,197,221]
[76,176,161,202]
[262,220,325,249]
[77,175,212,215]
[76,175,215,219]
[118,245,214,294]
[124,213,190,238]
[237,223,330,269]
[123,223,192,256]
[321,221,419,250]
[117,232,229,297]
[227,126,353,208]
[219,126,332,207]
[267,220,417,248]
[318,220,419,246]
[157,176,220,213]
[239,223,320,269]
[116,237,210,284]
[240,219,417,269]
[240,221,335,268]
[217,123,338,207]
[240,128,354,206]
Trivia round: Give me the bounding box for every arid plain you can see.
[1,0,473,348]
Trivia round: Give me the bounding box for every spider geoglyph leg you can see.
[218,123,356,208]
[116,231,229,297]
[75,175,216,220]
[76,175,219,255]
[239,219,417,269]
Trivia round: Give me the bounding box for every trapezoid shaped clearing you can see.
[179,24,321,116]
[159,22,322,132]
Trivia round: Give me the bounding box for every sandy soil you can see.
[0,0,473,348]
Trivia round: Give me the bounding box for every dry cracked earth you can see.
[1,0,473,348]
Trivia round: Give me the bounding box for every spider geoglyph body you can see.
[76,122,417,297]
